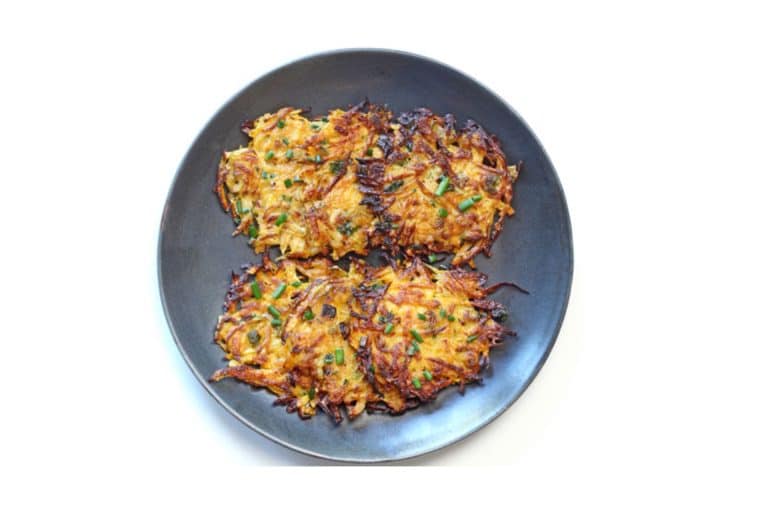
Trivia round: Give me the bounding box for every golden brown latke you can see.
[216,102,519,266]
[211,255,514,422]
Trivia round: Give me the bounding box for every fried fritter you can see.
[211,257,375,420]
[211,256,511,421]
[360,109,518,266]
[216,106,386,259]
[216,103,518,266]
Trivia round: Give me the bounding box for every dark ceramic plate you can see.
[158,49,572,462]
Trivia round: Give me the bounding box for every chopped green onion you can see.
[250,281,262,299]
[329,160,345,174]
[412,376,422,389]
[458,195,483,212]
[235,199,244,215]
[284,178,293,188]
[467,334,479,343]
[265,150,274,161]
[324,353,334,364]
[285,149,294,159]
[423,370,433,381]
[384,180,404,193]
[335,348,344,365]
[447,314,456,322]
[337,221,357,236]
[314,155,322,163]
[282,137,289,145]
[247,330,260,344]
[365,148,373,156]
[291,281,302,287]
[435,176,450,196]
[439,308,447,318]
[384,322,394,334]
[303,308,315,320]
[275,212,288,226]
[308,387,315,399]
[267,305,281,318]
[322,117,328,122]
[427,254,439,263]
[407,344,417,356]
[438,207,448,218]
[270,317,282,327]
[248,224,258,239]
[272,283,286,299]
[277,119,285,129]
[311,123,320,131]
[410,329,424,343]
[417,313,427,321]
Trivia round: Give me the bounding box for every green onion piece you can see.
[335,348,344,365]
[308,387,315,400]
[458,195,483,212]
[311,123,320,131]
[272,283,286,299]
[329,160,345,174]
[417,313,427,321]
[439,308,447,318]
[324,354,333,364]
[467,334,479,343]
[322,117,328,122]
[447,314,456,322]
[248,224,258,239]
[282,137,289,145]
[407,344,417,356]
[270,317,282,327]
[303,309,314,321]
[277,119,285,129]
[384,322,394,334]
[423,370,433,381]
[438,207,448,218]
[314,155,322,163]
[435,176,450,196]
[265,150,274,161]
[250,281,262,299]
[235,199,244,215]
[291,281,302,287]
[365,148,373,156]
[247,330,260,344]
[410,329,424,343]
[267,305,281,318]
[412,376,422,389]
[285,149,293,160]
[275,212,288,226]
[284,178,293,188]
[427,254,439,263]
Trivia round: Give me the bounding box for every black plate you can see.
[158,49,573,462]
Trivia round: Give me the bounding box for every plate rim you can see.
[157,47,574,463]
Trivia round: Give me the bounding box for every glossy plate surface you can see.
[158,49,573,462]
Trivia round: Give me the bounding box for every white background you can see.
[2,0,766,509]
